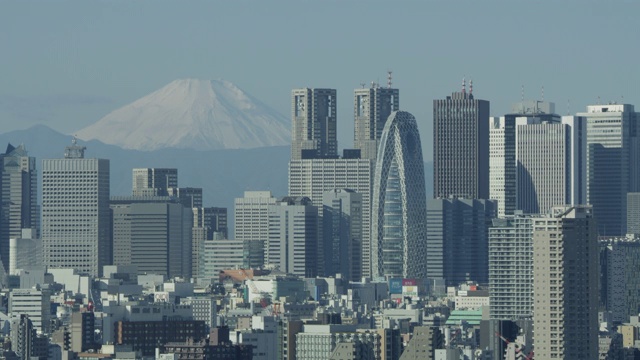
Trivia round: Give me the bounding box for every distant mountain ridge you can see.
[0,125,433,234]
[75,79,291,151]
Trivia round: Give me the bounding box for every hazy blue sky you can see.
[1,0,639,160]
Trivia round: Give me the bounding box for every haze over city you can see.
[2,1,639,160]
[1,1,639,360]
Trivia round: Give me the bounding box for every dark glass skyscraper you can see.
[0,144,38,271]
[291,88,337,160]
[433,83,489,199]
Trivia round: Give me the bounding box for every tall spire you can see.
[462,76,466,93]
[387,70,393,89]
[469,79,473,95]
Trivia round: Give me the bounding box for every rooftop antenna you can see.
[597,96,601,105]
[567,99,571,115]
[541,85,544,101]
[469,79,473,95]
[462,76,466,93]
[360,82,366,89]
[521,85,524,102]
[370,81,375,89]
[387,70,393,89]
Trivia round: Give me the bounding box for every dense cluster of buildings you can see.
[1,78,640,359]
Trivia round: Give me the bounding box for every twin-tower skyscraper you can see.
[288,84,427,280]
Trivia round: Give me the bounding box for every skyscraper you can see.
[110,196,193,279]
[132,168,177,196]
[488,213,534,320]
[322,189,362,281]
[515,115,586,214]
[266,196,318,277]
[489,100,559,216]
[0,144,38,271]
[42,139,110,276]
[371,111,427,279]
[289,158,373,278]
[433,82,489,199]
[600,236,640,324]
[426,198,496,286]
[291,88,337,160]
[532,206,598,359]
[577,104,640,236]
[234,191,279,269]
[192,206,227,278]
[353,86,399,160]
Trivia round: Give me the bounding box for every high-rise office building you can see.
[291,88,337,160]
[371,111,427,279]
[488,214,534,320]
[426,198,496,286]
[532,206,598,359]
[9,288,51,335]
[433,83,490,199]
[600,236,640,324]
[132,168,177,196]
[289,158,373,278]
[234,191,279,269]
[489,100,559,216]
[322,189,362,281]
[192,207,227,278]
[515,115,586,214]
[0,144,38,271]
[353,86,399,160]
[110,196,193,279]
[133,168,202,207]
[201,238,246,280]
[42,140,110,276]
[266,197,318,277]
[577,104,640,236]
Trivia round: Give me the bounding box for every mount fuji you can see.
[75,79,290,151]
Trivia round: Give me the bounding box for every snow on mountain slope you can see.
[75,79,290,151]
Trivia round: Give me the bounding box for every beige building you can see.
[532,206,598,359]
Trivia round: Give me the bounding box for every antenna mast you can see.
[462,76,466,93]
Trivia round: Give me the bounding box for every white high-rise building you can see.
[234,191,279,268]
[266,197,318,277]
[42,139,110,276]
[532,206,598,359]
[489,101,558,217]
[515,115,586,214]
[9,288,51,334]
[201,238,245,280]
[490,102,586,217]
[488,213,534,320]
[289,158,373,278]
[577,104,640,236]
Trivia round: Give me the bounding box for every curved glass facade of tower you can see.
[371,111,427,279]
